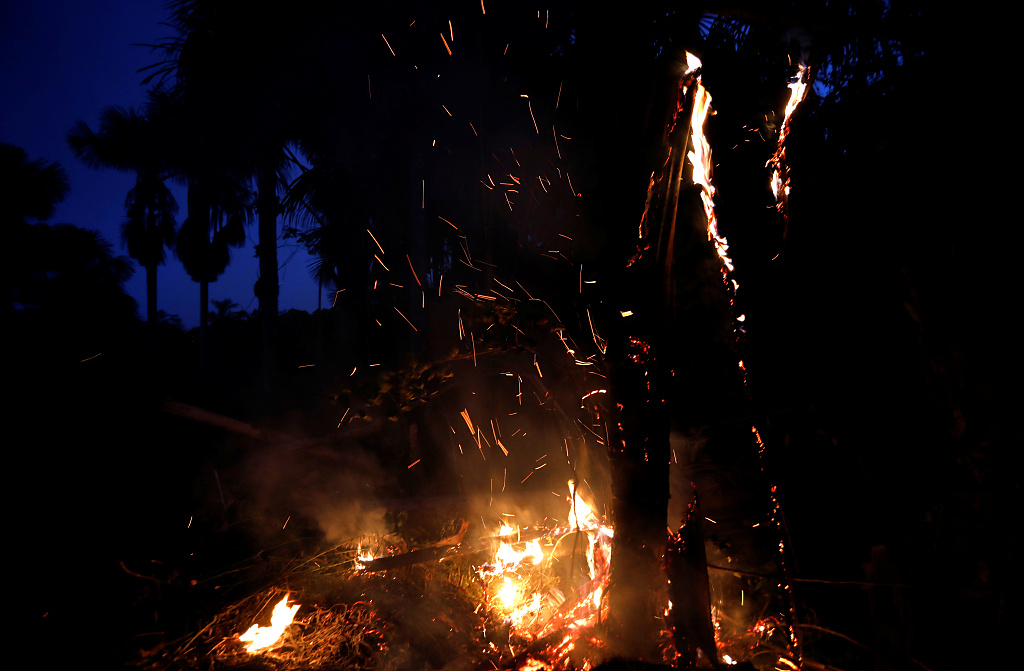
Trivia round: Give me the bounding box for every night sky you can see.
[0,0,320,327]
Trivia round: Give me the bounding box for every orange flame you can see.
[567,479,601,532]
[768,63,809,207]
[479,481,613,642]
[682,53,733,277]
[782,64,809,129]
[239,594,300,653]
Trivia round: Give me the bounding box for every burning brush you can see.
[475,481,614,643]
[139,481,617,671]
[239,594,301,653]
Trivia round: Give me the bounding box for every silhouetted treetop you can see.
[1,143,70,225]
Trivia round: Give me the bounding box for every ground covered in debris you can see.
[141,561,488,671]
[123,526,616,671]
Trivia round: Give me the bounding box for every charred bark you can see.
[588,59,710,663]
[604,334,673,660]
[666,487,718,668]
[566,11,708,659]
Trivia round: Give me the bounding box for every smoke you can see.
[232,435,395,546]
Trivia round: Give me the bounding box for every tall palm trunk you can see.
[175,167,252,381]
[185,185,213,379]
[199,278,208,376]
[144,262,159,370]
[145,263,158,324]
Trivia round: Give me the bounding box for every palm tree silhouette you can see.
[68,107,178,325]
[175,176,252,375]
[148,0,317,393]
[144,88,254,376]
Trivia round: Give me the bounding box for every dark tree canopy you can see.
[0,142,70,225]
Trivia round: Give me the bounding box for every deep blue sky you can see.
[0,0,321,328]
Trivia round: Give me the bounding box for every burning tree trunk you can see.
[666,486,718,667]
[568,10,717,659]
[576,34,733,661]
[603,334,674,660]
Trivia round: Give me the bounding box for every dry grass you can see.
[129,541,503,671]
[127,530,630,671]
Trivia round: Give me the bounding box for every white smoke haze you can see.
[233,435,396,546]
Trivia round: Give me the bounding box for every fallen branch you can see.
[707,564,914,588]
[163,400,270,441]
[359,520,478,571]
[162,399,385,446]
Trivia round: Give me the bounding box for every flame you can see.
[683,53,733,276]
[495,537,545,572]
[239,594,300,653]
[477,480,613,649]
[782,64,809,128]
[498,576,519,604]
[355,540,377,569]
[768,63,809,209]
[567,480,600,531]
[684,51,702,75]
[771,168,783,200]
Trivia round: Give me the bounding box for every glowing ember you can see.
[239,594,300,653]
[776,656,801,670]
